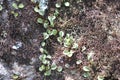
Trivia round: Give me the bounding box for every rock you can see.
[11,62,36,80]
[0,62,11,80]
[0,62,9,76]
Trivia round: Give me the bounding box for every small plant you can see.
[41,41,46,47]
[12,2,24,9]
[83,66,91,72]
[59,31,64,37]
[39,65,46,71]
[51,63,57,70]
[72,42,78,49]
[83,72,90,78]
[64,34,74,47]
[57,66,63,72]
[37,18,44,24]
[97,75,104,80]
[18,3,24,9]
[76,60,82,65]
[57,31,64,43]
[43,32,49,40]
[43,20,49,28]
[12,3,18,9]
[54,9,59,16]
[64,2,70,7]
[87,51,95,60]
[48,15,56,27]
[55,3,61,8]
[12,74,19,80]
[63,49,74,57]
[44,69,51,76]
[34,6,45,16]
[11,11,19,17]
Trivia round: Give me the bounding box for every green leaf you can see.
[57,37,63,43]
[44,70,51,76]
[54,9,59,16]
[0,5,3,11]
[43,60,50,65]
[51,63,57,70]
[63,50,74,57]
[39,65,45,71]
[47,29,51,35]
[83,66,90,72]
[34,6,39,12]
[64,35,74,47]
[55,3,61,8]
[59,31,64,37]
[97,75,104,80]
[18,3,24,8]
[87,51,95,60]
[83,72,90,78]
[39,48,48,53]
[12,74,19,79]
[38,9,45,16]
[72,42,78,49]
[43,20,49,28]
[39,54,46,61]
[51,29,58,35]
[12,3,18,9]
[48,16,56,27]
[46,55,52,59]
[43,32,49,40]
[46,65,50,70]
[14,12,19,17]
[37,18,43,24]
[64,2,70,7]
[41,42,46,47]
[76,60,82,64]
[39,47,44,53]
[57,66,63,72]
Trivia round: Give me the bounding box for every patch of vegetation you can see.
[11,1,24,17]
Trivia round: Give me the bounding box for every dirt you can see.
[0,0,120,80]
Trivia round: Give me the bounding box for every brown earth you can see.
[0,0,120,80]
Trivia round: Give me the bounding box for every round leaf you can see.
[76,60,82,64]
[59,31,64,37]
[18,3,24,8]
[57,66,63,72]
[83,72,90,78]
[43,33,49,40]
[64,2,70,7]
[55,3,61,8]
[51,29,58,35]
[97,75,104,80]
[51,63,57,70]
[12,3,18,9]
[39,65,45,71]
[57,37,63,43]
[37,18,43,24]
[44,70,51,76]
[83,66,90,72]
[41,42,46,47]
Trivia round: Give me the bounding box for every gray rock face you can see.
[0,62,11,80]
[12,62,36,80]
[0,62,37,80]
[0,63,9,76]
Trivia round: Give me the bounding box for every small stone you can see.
[12,41,22,50]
